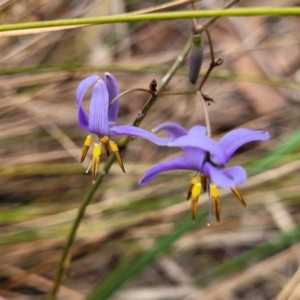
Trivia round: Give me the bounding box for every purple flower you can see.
[139,123,270,223]
[76,73,169,183]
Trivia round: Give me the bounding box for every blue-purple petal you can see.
[218,128,270,163]
[187,125,207,137]
[152,122,188,139]
[139,157,192,185]
[88,79,109,136]
[75,75,100,130]
[110,125,172,146]
[222,166,247,186]
[78,109,89,130]
[184,147,205,171]
[168,126,226,167]
[104,73,119,124]
[203,162,235,188]
[203,163,247,188]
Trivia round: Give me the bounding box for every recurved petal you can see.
[110,125,172,146]
[76,75,100,130]
[203,162,235,189]
[88,79,109,136]
[78,107,89,130]
[76,75,100,105]
[218,128,270,162]
[222,166,247,186]
[104,73,119,124]
[139,157,192,185]
[152,122,188,139]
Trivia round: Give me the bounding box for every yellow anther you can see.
[191,197,198,224]
[231,186,247,208]
[109,140,119,152]
[80,135,93,163]
[91,143,101,183]
[101,136,109,143]
[186,176,200,200]
[210,184,221,223]
[109,141,126,173]
[93,143,101,157]
[101,136,110,156]
[84,135,93,147]
[191,182,201,198]
[190,181,201,223]
[200,174,208,192]
[210,183,219,198]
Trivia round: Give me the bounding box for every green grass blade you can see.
[87,212,207,300]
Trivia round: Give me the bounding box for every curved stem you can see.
[110,88,153,106]
[196,26,216,91]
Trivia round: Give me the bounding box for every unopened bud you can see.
[149,79,157,92]
[189,34,204,84]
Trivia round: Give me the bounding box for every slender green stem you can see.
[0,8,300,34]
[48,1,240,299]
[197,91,211,137]
[48,156,115,299]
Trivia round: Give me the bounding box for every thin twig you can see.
[196,25,215,63]
[197,92,211,137]
[110,88,153,106]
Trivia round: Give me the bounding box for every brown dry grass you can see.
[0,0,299,299]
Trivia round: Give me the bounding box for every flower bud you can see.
[189,34,204,84]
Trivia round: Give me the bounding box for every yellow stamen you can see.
[200,174,208,192]
[109,141,126,173]
[231,186,247,208]
[210,184,221,223]
[91,143,101,183]
[80,135,92,163]
[100,136,110,157]
[190,182,201,223]
[186,177,199,200]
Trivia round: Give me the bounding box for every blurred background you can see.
[0,0,299,299]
